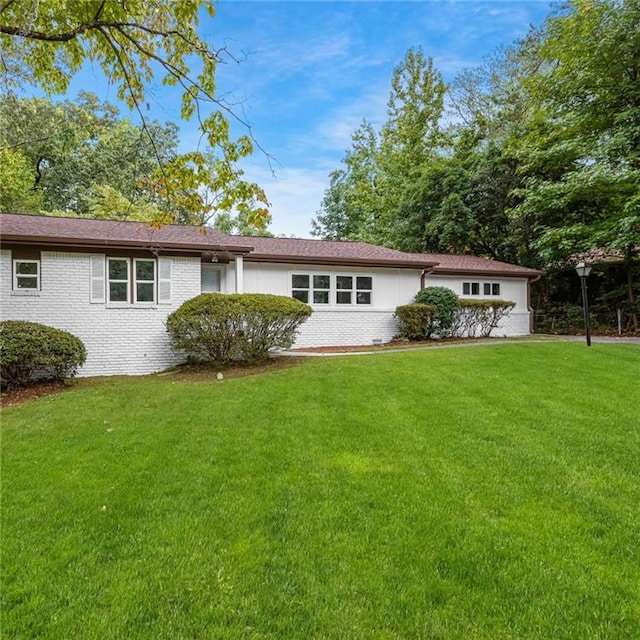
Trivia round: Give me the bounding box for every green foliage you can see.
[452,300,516,338]
[393,303,437,340]
[0,3,270,230]
[0,147,43,212]
[312,48,447,245]
[0,321,86,388]
[166,293,312,364]
[414,286,460,336]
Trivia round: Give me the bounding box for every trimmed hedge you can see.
[394,304,437,340]
[414,287,459,337]
[0,321,87,388]
[166,293,312,364]
[451,300,516,337]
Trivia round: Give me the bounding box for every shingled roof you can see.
[410,252,542,278]
[0,214,435,269]
[0,214,541,275]
[0,213,252,255]
[225,235,438,269]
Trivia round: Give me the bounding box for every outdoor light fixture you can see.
[575,261,592,346]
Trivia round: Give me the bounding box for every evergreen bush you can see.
[394,304,437,340]
[166,293,312,364]
[414,287,459,336]
[0,321,86,388]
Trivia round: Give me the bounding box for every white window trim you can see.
[290,272,374,307]
[133,258,157,304]
[13,259,40,291]
[200,263,223,294]
[107,258,131,304]
[462,281,501,297]
[106,257,158,305]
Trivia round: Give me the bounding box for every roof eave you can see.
[0,234,253,256]
[244,254,437,269]
[432,267,544,278]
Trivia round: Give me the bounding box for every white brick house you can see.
[0,214,542,376]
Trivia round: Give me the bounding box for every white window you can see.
[291,274,331,304]
[13,260,40,290]
[134,259,156,303]
[107,258,130,302]
[356,276,373,304]
[201,264,222,293]
[464,281,501,296]
[107,258,156,304]
[292,274,372,306]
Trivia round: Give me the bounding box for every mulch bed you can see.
[1,381,69,408]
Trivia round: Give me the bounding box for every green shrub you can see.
[166,293,312,364]
[238,294,313,362]
[414,287,459,336]
[453,300,516,337]
[0,321,86,388]
[394,304,437,340]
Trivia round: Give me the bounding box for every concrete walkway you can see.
[279,335,640,357]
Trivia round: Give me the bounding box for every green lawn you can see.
[2,343,639,639]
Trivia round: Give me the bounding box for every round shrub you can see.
[414,286,459,336]
[0,321,87,388]
[166,293,312,364]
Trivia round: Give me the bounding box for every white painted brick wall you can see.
[1,250,200,377]
[293,308,400,348]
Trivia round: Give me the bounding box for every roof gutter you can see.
[0,234,254,256]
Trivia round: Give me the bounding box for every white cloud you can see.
[243,161,330,237]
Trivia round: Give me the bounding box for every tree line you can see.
[311,0,638,326]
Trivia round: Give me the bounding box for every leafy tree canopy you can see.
[0,0,270,231]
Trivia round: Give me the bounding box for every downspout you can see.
[527,273,542,334]
[420,268,434,291]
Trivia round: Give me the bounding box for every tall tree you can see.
[376,48,447,245]
[312,48,447,245]
[512,0,640,264]
[311,120,381,242]
[0,0,269,230]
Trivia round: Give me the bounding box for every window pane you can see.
[109,282,128,302]
[313,275,330,289]
[136,260,155,281]
[484,283,491,295]
[463,282,470,295]
[292,290,308,303]
[201,266,221,292]
[109,259,128,280]
[471,282,480,295]
[137,283,154,302]
[16,262,38,275]
[356,291,371,304]
[492,283,501,296]
[17,276,37,289]
[356,276,372,290]
[336,276,352,290]
[313,290,329,304]
[337,291,351,304]
[292,274,309,289]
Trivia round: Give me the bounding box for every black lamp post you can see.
[575,261,592,346]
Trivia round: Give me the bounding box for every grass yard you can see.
[2,343,639,639]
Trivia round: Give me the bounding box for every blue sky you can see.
[66,0,555,237]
